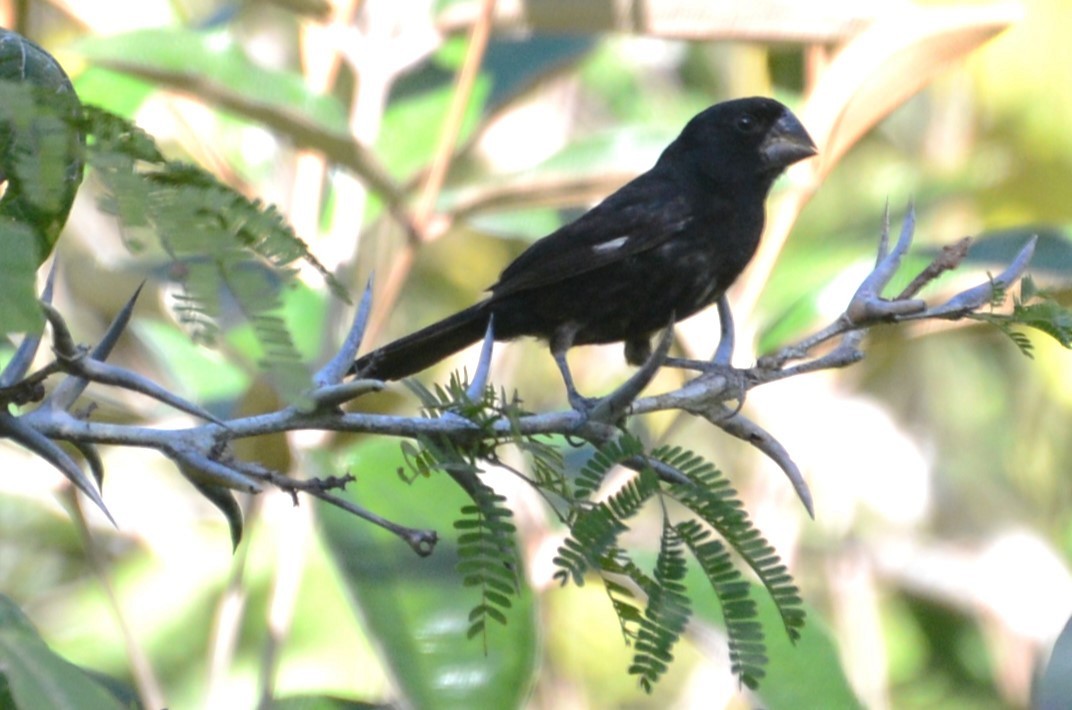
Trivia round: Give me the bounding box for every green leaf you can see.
[0,30,85,269]
[661,446,805,646]
[749,593,862,710]
[316,439,538,709]
[81,106,341,400]
[962,225,1072,277]
[0,222,45,333]
[378,72,491,180]
[451,479,522,640]
[70,66,154,120]
[970,268,1072,357]
[677,519,767,687]
[628,521,691,691]
[71,28,413,207]
[72,27,348,136]
[0,595,129,710]
[683,570,861,709]
[131,319,249,403]
[573,433,644,501]
[553,461,657,587]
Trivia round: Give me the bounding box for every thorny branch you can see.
[0,207,1039,548]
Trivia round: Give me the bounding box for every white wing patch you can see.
[592,236,629,253]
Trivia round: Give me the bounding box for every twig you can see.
[305,487,439,556]
[896,236,972,300]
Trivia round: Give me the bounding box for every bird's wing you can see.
[489,173,697,297]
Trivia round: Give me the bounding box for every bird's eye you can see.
[735,113,759,134]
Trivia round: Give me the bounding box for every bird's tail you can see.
[352,303,491,380]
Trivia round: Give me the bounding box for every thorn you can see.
[847,206,919,324]
[0,413,116,526]
[465,315,495,401]
[319,275,374,385]
[40,302,79,360]
[171,448,264,493]
[991,235,1038,290]
[73,358,225,423]
[41,259,58,305]
[49,285,147,411]
[307,379,385,408]
[73,441,106,491]
[876,198,891,263]
[92,282,145,360]
[921,235,1038,319]
[710,407,814,517]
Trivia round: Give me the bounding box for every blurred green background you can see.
[2,0,1071,708]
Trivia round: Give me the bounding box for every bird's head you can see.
[664,96,816,187]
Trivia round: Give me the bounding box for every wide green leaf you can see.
[684,569,861,709]
[0,596,130,710]
[316,439,538,710]
[72,27,348,136]
[749,594,862,710]
[0,30,84,333]
[961,226,1072,277]
[0,30,84,263]
[0,223,46,333]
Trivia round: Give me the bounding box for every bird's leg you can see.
[550,325,597,412]
[662,295,747,413]
[553,350,593,411]
[663,295,737,371]
[712,294,735,366]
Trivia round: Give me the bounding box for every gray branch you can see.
[1,208,1039,544]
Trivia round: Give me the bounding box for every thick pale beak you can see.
[761,109,817,168]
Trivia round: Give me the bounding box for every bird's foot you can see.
[664,357,750,418]
[567,390,600,414]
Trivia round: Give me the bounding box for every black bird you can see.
[354,97,816,406]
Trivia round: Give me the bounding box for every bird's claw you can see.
[568,391,600,414]
[665,358,748,416]
[697,363,748,418]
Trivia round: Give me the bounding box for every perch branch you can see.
[0,209,1041,540]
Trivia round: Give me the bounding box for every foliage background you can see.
[1,0,1071,708]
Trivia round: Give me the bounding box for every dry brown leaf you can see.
[736,3,1019,319]
[803,3,1020,180]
